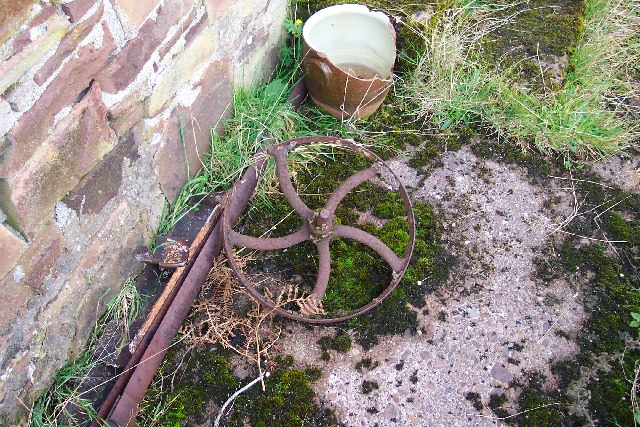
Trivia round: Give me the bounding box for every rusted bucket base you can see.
[308,88,391,120]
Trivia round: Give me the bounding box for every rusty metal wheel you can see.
[222,136,415,324]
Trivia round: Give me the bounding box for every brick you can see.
[0,224,26,281]
[62,0,97,23]
[0,274,32,337]
[94,37,146,93]
[14,222,65,290]
[34,2,104,85]
[10,31,32,57]
[0,0,36,45]
[180,60,232,170]
[148,25,218,116]
[153,60,232,200]
[30,3,57,27]
[71,214,145,355]
[204,0,232,20]
[4,23,115,176]
[64,130,140,216]
[157,5,197,61]
[0,82,118,238]
[184,9,208,45]
[106,90,148,136]
[96,0,191,93]
[112,0,158,35]
[0,15,69,95]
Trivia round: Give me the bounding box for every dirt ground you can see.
[274,143,639,426]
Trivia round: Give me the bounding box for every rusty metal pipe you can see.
[108,220,225,426]
[100,81,307,426]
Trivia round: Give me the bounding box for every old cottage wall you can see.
[0,0,287,423]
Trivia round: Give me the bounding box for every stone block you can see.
[62,0,97,23]
[0,224,26,280]
[0,82,118,238]
[96,0,191,93]
[0,14,69,95]
[64,130,140,216]
[148,25,219,116]
[112,0,158,35]
[0,0,36,45]
[157,5,199,61]
[5,22,115,175]
[152,60,232,201]
[0,98,18,139]
[204,0,231,20]
[13,222,65,290]
[34,2,104,85]
[109,98,147,136]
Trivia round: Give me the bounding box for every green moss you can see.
[142,349,239,426]
[472,139,552,184]
[318,331,352,360]
[560,243,640,353]
[488,393,509,419]
[513,374,572,426]
[588,353,640,426]
[372,192,406,219]
[361,380,379,394]
[227,365,340,427]
[465,392,483,411]
[379,218,410,256]
[603,212,640,246]
[355,357,379,372]
[480,0,586,91]
[239,137,451,351]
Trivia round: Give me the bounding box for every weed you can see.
[406,0,639,162]
[104,275,142,349]
[30,276,144,426]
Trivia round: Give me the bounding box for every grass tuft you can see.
[405,0,639,163]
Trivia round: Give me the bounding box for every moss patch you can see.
[361,380,380,394]
[481,0,586,91]
[472,139,553,185]
[142,350,338,427]
[513,373,574,426]
[318,332,352,360]
[227,357,340,427]
[465,391,483,411]
[501,174,640,424]
[141,348,239,426]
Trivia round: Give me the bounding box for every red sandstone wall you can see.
[0,0,287,423]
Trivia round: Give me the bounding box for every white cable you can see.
[214,370,271,427]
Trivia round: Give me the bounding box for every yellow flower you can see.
[295,19,303,25]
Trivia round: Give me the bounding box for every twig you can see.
[548,175,616,190]
[473,402,562,420]
[214,370,270,427]
[538,292,579,344]
[593,195,632,223]
[553,228,627,243]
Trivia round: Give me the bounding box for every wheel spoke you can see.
[334,225,405,272]
[228,226,310,251]
[324,167,377,215]
[312,238,331,299]
[273,148,314,218]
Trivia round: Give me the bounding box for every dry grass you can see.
[181,258,322,371]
